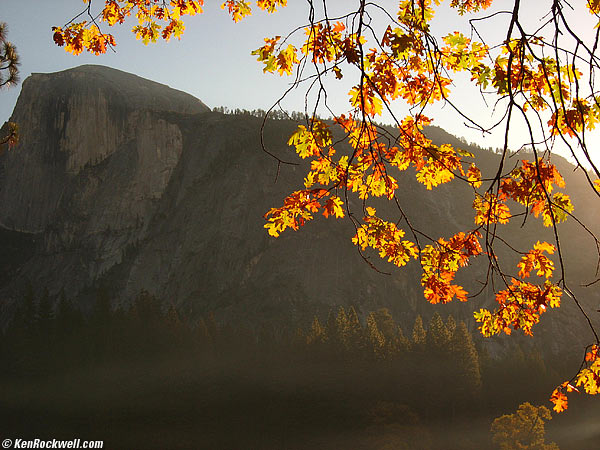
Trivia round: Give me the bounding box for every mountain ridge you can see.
[0,65,598,355]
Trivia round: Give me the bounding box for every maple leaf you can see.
[474,278,561,337]
[586,345,600,362]
[257,0,287,13]
[575,361,600,395]
[322,196,344,219]
[332,65,343,79]
[276,44,298,75]
[102,1,125,26]
[518,241,555,279]
[252,36,281,72]
[52,27,65,47]
[550,388,568,413]
[466,163,482,188]
[352,215,419,267]
[222,0,252,22]
[287,120,332,159]
[473,193,511,225]
[53,0,205,54]
[450,0,493,14]
[541,192,574,227]
[382,26,413,58]
[589,0,600,13]
[264,189,329,236]
[349,86,383,116]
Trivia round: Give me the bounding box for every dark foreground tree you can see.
[491,402,559,450]
[0,21,19,148]
[48,0,600,411]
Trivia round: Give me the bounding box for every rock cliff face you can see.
[0,65,207,231]
[0,65,208,292]
[0,65,598,352]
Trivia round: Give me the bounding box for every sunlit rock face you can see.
[0,65,208,290]
[0,65,207,232]
[0,65,597,355]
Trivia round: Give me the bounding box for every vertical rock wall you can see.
[0,65,209,293]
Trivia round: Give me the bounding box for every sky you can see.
[0,0,310,120]
[1,1,599,165]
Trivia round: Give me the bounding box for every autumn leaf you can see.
[474,277,562,337]
[349,86,383,116]
[53,0,204,54]
[287,120,332,159]
[539,192,574,228]
[222,0,252,22]
[517,241,556,279]
[588,0,600,14]
[450,0,493,14]
[586,345,599,362]
[466,163,482,188]
[257,0,287,13]
[275,44,299,75]
[352,215,419,267]
[323,196,344,218]
[473,193,511,225]
[550,388,568,413]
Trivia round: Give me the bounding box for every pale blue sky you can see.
[1,1,598,163]
[0,0,311,121]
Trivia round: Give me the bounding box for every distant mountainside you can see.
[0,65,598,354]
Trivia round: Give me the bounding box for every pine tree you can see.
[445,314,456,339]
[132,289,161,325]
[372,308,406,356]
[0,22,19,89]
[307,316,326,346]
[292,327,305,349]
[335,306,349,350]
[372,308,397,340]
[412,315,426,351]
[366,312,386,359]
[395,324,411,353]
[426,312,451,353]
[450,321,482,394]
[346,306,364,352]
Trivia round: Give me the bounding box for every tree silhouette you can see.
[491,402,559,450]
[0,22,19,148]
[426,312,451,355]
[412,315,427,351]
[450,321,482,399]
[366,312,385,359]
